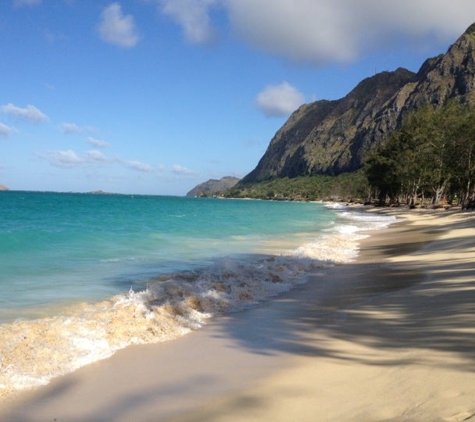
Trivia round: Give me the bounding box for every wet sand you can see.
[1,208,474,421]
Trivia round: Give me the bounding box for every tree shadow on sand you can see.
[213,220,475,372]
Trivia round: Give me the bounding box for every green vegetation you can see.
[226,171,369,202]
[364,101,475,208]
[227,102,475,207]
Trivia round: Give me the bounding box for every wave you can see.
[0,208,396,397]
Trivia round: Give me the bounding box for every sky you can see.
[1,1,475,195]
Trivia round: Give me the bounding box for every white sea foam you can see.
[335,224,361,234]
[338,210,398,230]
[0,208,396,397]
[324,202,346,209]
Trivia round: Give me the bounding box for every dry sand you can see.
[1,207,474,421]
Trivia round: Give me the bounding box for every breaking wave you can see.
[0,206,396,397]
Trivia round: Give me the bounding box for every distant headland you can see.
[186,176,240,197]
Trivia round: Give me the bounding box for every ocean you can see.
[0,191,396,394]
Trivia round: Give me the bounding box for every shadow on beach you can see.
[215,218,475,367]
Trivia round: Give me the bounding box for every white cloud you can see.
[86,137,108,148]
[227,0,475,64]
[59,122,81,134]
[120,159,154,172]
[37,148,155,173]
[87,150,108,162]
[98,3,140,48]
[38,150,84,168]
[155,0,475,64]
[59,122,95,134]
[224,0,358,64]
[159,0,218,44]
[0,123,17,138]
[256,82,305,117]
[1,103,48,124]
[13,0,42,7]
[172,164,198,175]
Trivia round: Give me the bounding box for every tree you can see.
[365,101,475,207]
[365,135,405,205]
[443,103,475,207]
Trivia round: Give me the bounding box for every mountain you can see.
[186,176,240,197]
[0,184,9,191]
[240,23,475,185]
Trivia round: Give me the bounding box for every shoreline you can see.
[1,208,475,421]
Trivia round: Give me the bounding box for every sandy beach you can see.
[1,207,474,421]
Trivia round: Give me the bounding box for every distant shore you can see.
[1,207,475,421]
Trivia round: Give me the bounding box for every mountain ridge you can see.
[239,23,475,186]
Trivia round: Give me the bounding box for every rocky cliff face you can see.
[240,23,475,185]
[0,184,8,191]
[187,176,240,197]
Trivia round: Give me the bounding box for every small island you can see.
[88,190,111,195]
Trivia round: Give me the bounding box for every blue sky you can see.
[1,1,475,195]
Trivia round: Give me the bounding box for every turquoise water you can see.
[0,192,334,318]
[0,191,396,393]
